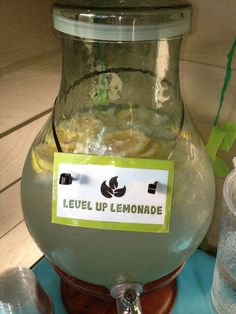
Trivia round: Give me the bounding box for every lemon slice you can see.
[140,141,161,158]
[32,114,102,172]
[142,139,176,159]
[32,144,55,173]
[103,129,150,156]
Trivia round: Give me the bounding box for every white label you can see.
[52,153,174,233]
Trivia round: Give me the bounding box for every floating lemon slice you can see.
[31,112,174,172]
[140,141,161,158]
[32,115,102,172]
[32,144,56,173]
[103,129,151,156]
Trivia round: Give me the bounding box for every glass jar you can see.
[21,0,215,289]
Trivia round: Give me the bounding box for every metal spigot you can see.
[111,282,143,314]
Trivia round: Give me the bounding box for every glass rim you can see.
[223,166,236,215]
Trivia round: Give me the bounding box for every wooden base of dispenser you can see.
[54,264,184,314]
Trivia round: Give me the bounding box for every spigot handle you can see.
[111,283,143,314]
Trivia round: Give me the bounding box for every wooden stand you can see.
[54,264,184,314]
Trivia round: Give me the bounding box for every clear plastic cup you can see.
[211,159,236,313]
[0,267,54,313]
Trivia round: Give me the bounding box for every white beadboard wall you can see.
[0,0,235,273]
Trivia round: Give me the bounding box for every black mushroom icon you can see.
[101,176,126,198]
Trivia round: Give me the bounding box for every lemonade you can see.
[21,107,214,288]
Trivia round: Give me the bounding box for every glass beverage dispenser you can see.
[21,1,215,312]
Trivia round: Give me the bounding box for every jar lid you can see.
[53,0,192,41]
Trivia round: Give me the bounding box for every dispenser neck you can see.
[56,36,183,120]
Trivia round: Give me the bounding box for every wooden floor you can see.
[0,0,236,274]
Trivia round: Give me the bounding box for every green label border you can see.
[52,153,174,233]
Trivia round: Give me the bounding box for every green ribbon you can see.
[213,39,236,126]
[207,38,236,177]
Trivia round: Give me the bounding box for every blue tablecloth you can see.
[33,250,216,314]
